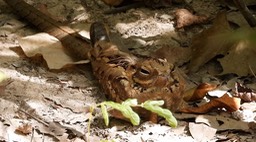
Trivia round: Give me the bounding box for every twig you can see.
[233,0,256,27]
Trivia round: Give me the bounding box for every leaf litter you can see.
[0,0,256,141]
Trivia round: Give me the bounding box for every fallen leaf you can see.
[235,82,256,102]
[218,28,256,76]
[175,9,208,29]
[180,94,241,113]
[18,33,89,69]
[189,122,217,142]
[227,11,251,27]
[15,123,32,135]
[48,122,66,136]
[188,10,256,76]
[195,115,250,131]
[188,12,233,72]
[152,45,191,66]
[183,83,218,102]
[34,121,69,141]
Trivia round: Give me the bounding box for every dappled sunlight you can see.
[235,40,250,52]
[115,17,176,38]
[1,0,256,141]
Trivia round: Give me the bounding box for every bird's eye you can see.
[139,67,150,75]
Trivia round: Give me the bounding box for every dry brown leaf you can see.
[227,11,251,27]
[15,123,32,135]
[218,29,256,76]
[188,12,233,72]
[18,33,89,69]
[175,9,208,29]
[180,94,241,113]
[152,45,191,65]
[235,82,256,102]
[188,10,256,75]
[183,83,218,102]
[189,122,217,142]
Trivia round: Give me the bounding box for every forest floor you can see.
[0,0,255,141]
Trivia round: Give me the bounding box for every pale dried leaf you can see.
[35,122,68,141]
[18,33,89,69]
[207,90,228,98]
[48,122,66,136]
[195,115,249,131]
[189,122,217,142]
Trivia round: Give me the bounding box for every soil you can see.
[0,0,255,141]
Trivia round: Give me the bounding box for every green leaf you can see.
[121,104,140,125]
[142,100,177,127]
[103,101,140,125]
[101,103,109,126]
[103,101,125,111]
[122,99,138,106]
[142,100,165,106]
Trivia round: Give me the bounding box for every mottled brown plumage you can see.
[89,22,185,112]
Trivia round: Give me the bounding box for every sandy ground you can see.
[0,0,255,141]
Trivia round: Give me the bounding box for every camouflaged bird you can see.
[89,22,185,114]
[4,0,186,119]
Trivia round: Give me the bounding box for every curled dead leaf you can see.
[180,94,241,114]
[183,83,218,102]
[175,9,208,28]
[15,123,32,135]
[235,82,256,102]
